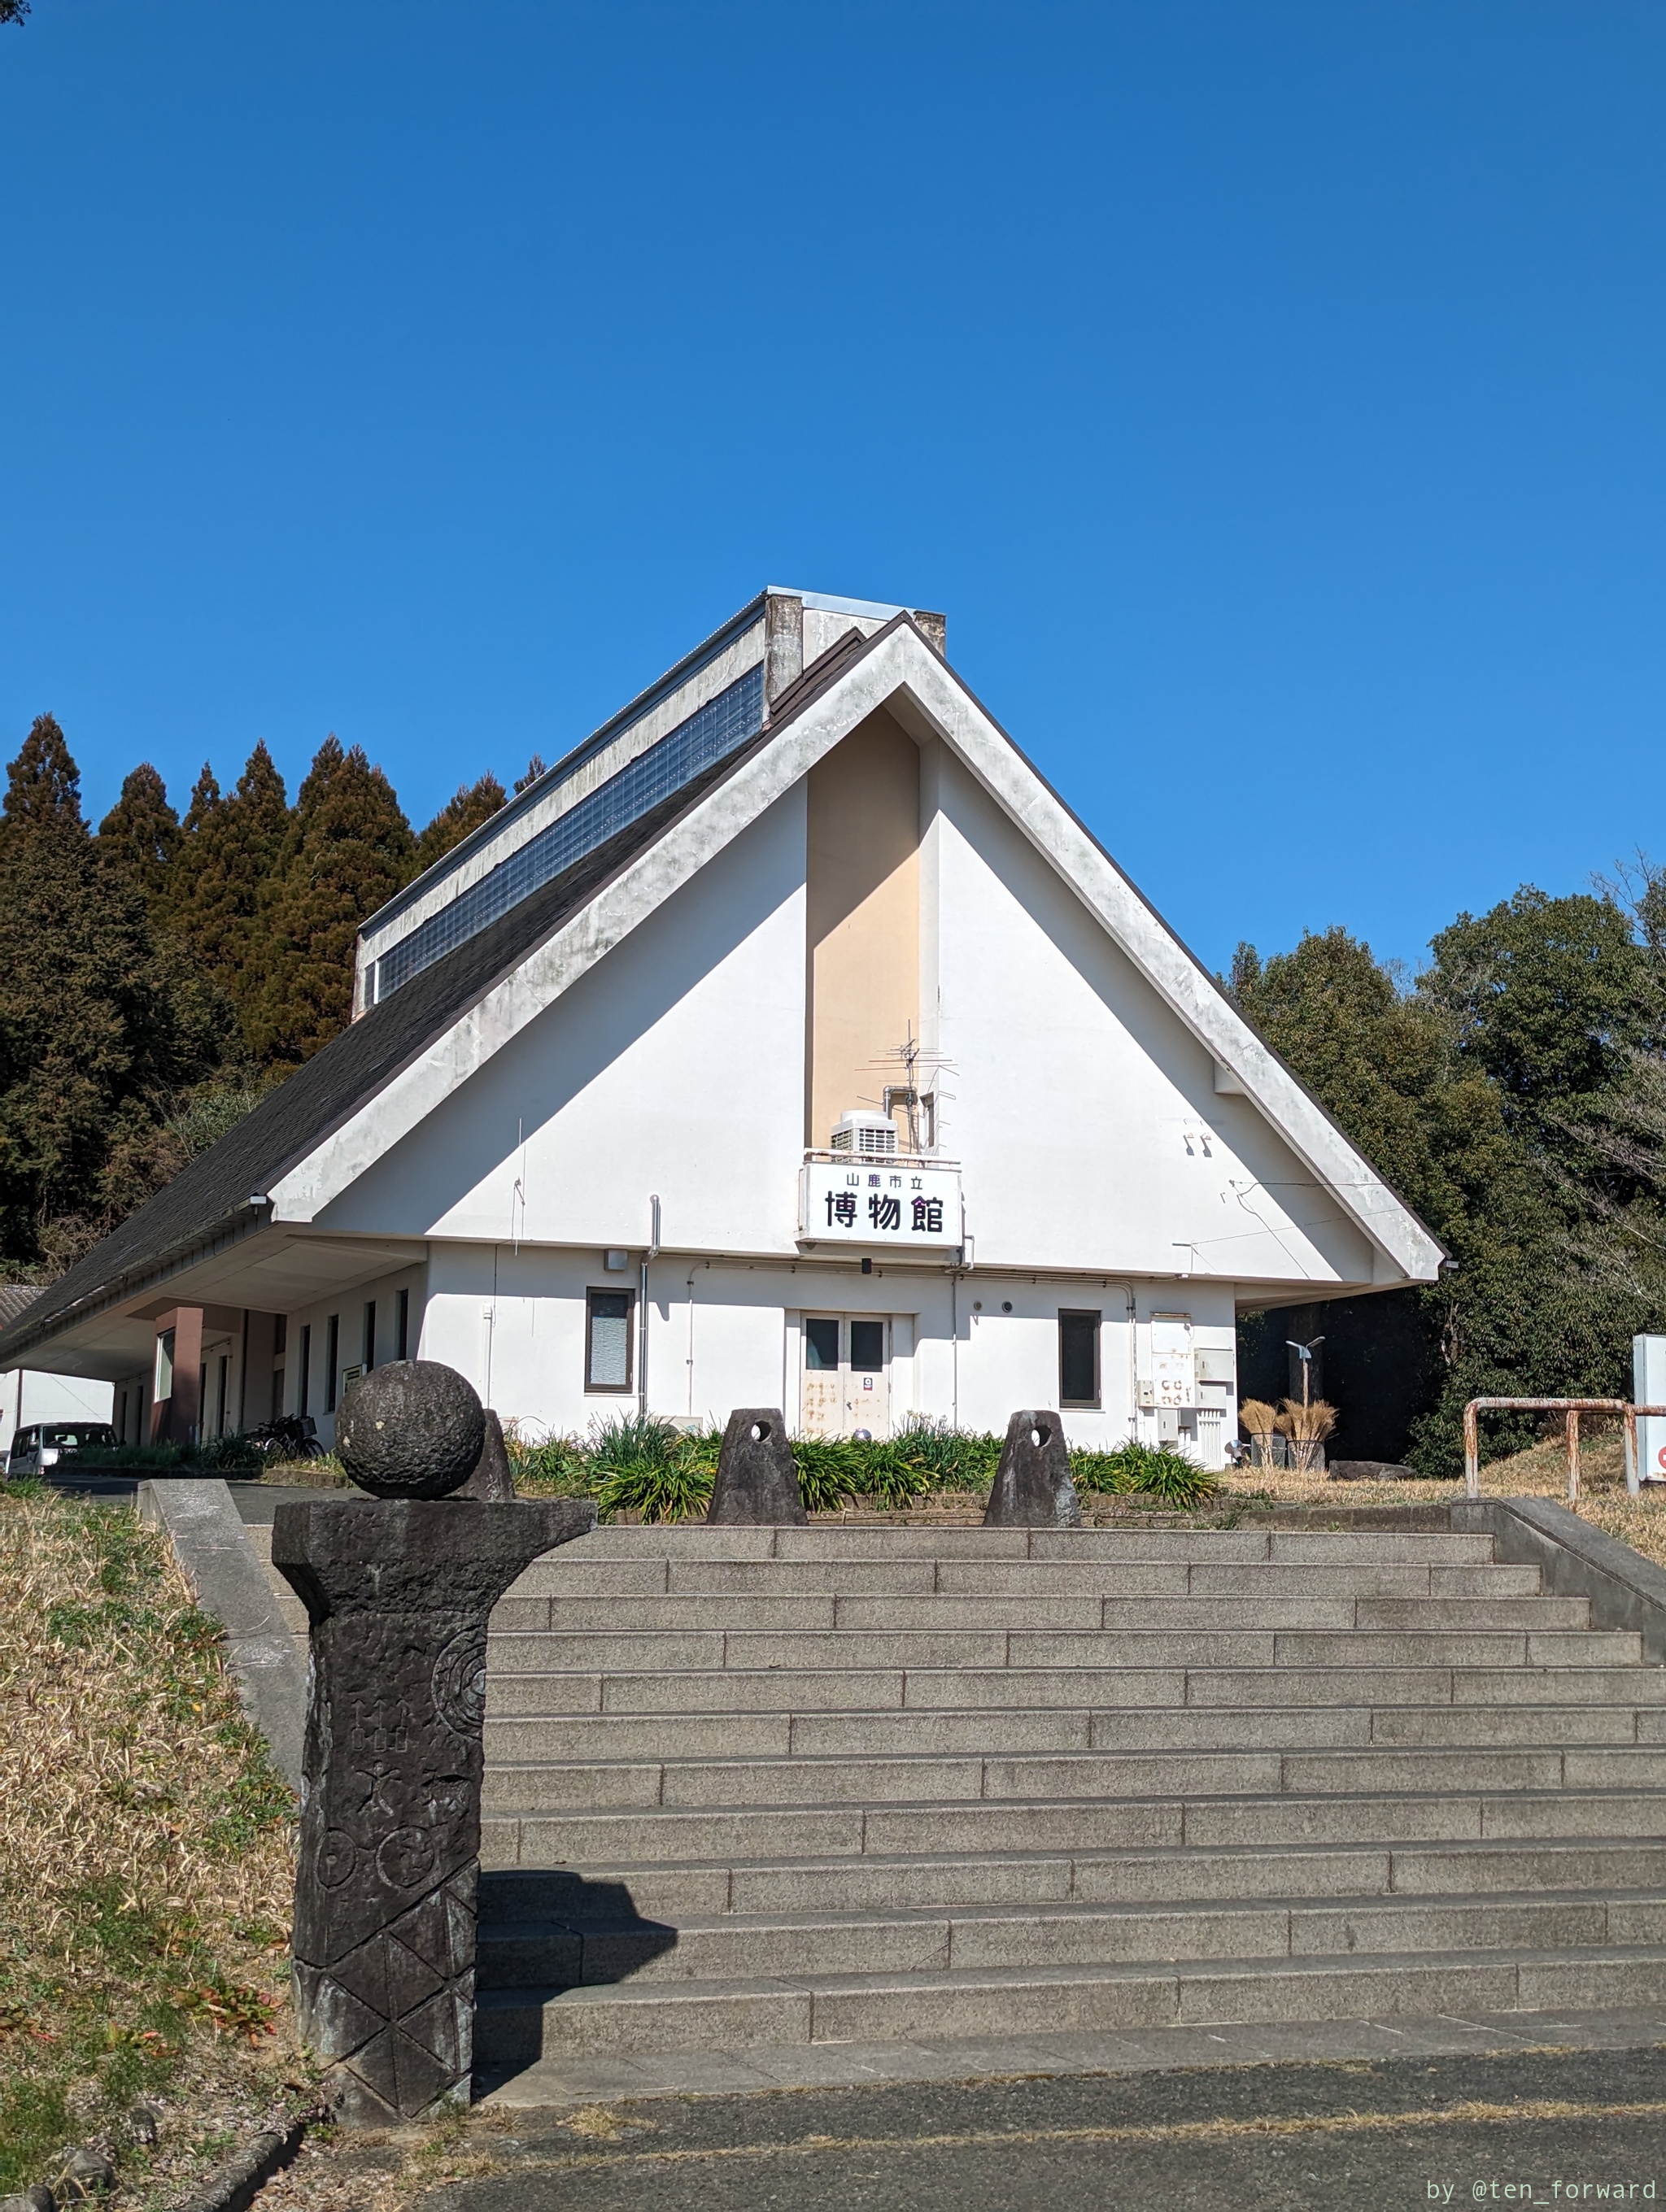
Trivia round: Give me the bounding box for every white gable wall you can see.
[316,792,810,1256]
[924,743,1376,1289]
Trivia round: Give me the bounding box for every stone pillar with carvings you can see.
[272,1361,592,2123]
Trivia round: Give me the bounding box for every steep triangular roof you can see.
[0,615,1441,1365]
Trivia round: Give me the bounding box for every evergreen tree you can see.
[244,735,414,1065]
[1422,888,1654,1143]
[514,755,547,795]
[1230,918,1651,1471]
[0,719,233,1269]
[0,713,82,838]
[97,764,181,916]
[170,742,290,1026]
[414,774,507,873]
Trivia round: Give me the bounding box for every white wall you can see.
[321,792,810,1261]
[927,745,1376,1290]
[404,1248,1236,1465]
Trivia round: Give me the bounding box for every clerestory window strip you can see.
[373,664,765,1002]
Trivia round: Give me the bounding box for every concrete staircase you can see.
[474,1522,1666,2070]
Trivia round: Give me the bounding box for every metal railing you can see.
[1462,1397,1666,1504]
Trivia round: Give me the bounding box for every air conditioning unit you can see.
[831,1111,897,1158]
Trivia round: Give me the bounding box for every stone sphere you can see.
[335,1361,486,1499]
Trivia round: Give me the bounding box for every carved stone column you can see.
[271,1361,592,2123]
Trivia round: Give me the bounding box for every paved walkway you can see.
[478,2001,1666,2107]
[255,2021,1666,2211]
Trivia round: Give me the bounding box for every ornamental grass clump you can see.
[1068,1440,1219,1509]
[0,1487,298,2202]
[1277,1396,1337,1473]
[1238,1398,1281,1469]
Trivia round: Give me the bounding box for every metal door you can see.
[844,1317,890,1438]
[800,1317,844,1439]
[800,1317,892,1439]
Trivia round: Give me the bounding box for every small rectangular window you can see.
[849,1319,885,1372]
[271,1368,285,1422]
[1059,1310,1101,1409]
[155,1328,176,1402]
[586,1289,634,1392]
[325,1315,340,1413]
[216,1354,229,1435]
[395,1287,410,1361]
[273,1313,287,1356]
[362,1300,377,1373]
[805,1317,840,1370]
[299,1323,312,1415]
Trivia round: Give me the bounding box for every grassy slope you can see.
[0,1487,299,2204]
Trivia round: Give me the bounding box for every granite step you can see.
[482,1743,1666,1815]
[482,1786,1666,1870]
[478,1887,1666,1990]
[473,1943,1666,2062]
[483,1661,1666,1715]
[483,1627,1646,1670]
[481,1701,1658,1762]
[479,1837,1666,1926]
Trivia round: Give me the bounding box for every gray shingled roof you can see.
[0,721,796,1366]
[0,620,896,1369]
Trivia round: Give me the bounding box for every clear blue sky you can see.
[2,2,1662,978]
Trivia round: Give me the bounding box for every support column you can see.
[150,1306,204,1446]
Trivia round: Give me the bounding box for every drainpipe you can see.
[1106,1282,1138,1438]
[639,1195,661,1419]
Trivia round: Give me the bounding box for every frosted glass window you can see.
[586,1290,633,1393]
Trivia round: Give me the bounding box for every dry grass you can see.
[0,1484,302,2204]
[1219,1422,1666,1574]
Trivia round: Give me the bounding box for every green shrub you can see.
[1070,1441,1218,1508]
[587,1413,719,1523]
[76,1442,187,1470]
[504,1430,592,1497]
[498,1411,1218,1518]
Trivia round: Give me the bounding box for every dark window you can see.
[849,1319,885,1373]
[395,1287,410,1361]
[271,1368,285,1422]
[273,1313,287,1356]
[805,1317,840,1370]
[1059,1310,1101,1408]
[363,1301,377,1373]
[325,1315,340,1412]
[299,1324,312,1414]
[585,1289,634,1392]
[216,1355,229,1435]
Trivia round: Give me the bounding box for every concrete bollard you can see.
[272,1361,593,2124]
[983,1409,1082,1528]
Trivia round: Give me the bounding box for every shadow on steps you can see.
[478,1870,678,1988]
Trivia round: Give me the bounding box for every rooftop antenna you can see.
[866,1023,954,1154]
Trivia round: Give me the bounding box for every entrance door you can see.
[800,1316,892,1439]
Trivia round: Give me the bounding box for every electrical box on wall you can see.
[1196,1347,1236,1386]
[1149,1313,1196,1409]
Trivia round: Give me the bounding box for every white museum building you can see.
[0,590,1442,1465]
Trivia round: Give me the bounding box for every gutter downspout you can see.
[639,1196,661,1419]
